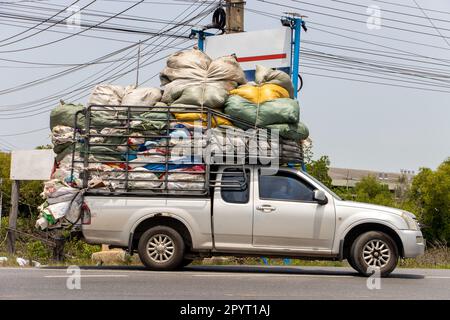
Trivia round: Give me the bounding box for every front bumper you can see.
[398,229,425,258]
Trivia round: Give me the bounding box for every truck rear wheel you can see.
[138,226,185,271]
[349,231,399,277]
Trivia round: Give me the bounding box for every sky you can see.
[0,0,449,173]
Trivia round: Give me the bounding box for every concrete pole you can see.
[7,180,19,254]
[226,0,244,33]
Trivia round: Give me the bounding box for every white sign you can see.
[10,150,55,180]
[205,28,291,72]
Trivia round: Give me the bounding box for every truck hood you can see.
[335,200,411,217]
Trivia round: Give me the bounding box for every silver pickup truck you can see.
[80,164,425,277]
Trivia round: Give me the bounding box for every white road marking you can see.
[425,276,450,279]
[190,273,355,279]
[44,274,129,278]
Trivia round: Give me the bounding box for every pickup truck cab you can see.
[81,165,425,277]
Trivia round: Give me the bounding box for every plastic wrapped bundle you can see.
[230,83,289,104]
[88,84,127,107]
[254,65,294,98]
[160,48,246,109]
[224,95,299,127]
[121,86,162,106]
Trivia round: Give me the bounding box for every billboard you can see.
[204,27,292,80]
[10,150,55,180]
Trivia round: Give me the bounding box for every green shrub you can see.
[26,240,51,263]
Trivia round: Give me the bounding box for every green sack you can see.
[54,142,81,162]
[224,95,299,127]
[87,146,123,162]
[50,103,122,129]
[171,84,228,109]
[266,122,309,140]
[50,103,85,130]
[130,110,173,131]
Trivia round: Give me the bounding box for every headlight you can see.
[401,212,419,231]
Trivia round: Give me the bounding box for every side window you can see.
[221,168,250,204]
[259,171,315,202]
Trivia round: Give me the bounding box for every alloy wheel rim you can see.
[362,239,391,268]
[147,234,175,263]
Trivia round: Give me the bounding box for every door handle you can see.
[256,205,276,212]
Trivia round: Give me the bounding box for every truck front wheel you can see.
[138,226,185,270]
[349,231,399,277]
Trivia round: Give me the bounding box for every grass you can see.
[1,216,449,269]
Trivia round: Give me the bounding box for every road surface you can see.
[0,265,449,299]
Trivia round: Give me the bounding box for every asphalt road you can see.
[0,265,449,300]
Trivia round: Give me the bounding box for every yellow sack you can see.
[173,112,233,127]
[229,83,289,104]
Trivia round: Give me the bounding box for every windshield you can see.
[301,171,342,201]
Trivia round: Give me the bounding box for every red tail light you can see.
[81,202,91,225]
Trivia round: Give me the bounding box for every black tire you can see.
[346,255,358,272]
[138,226,185,271]
[179,258,193,268]
[350,231,399,277]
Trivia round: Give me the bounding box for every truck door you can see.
[252,168,335,252]
[212,167,254,250]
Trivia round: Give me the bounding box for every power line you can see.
[330,0,450,24]
[301,70,450,94]
[0,0,144,53]
[0,127,48,136]
[0,0,82,45]
[371,0,450,16]
[0,1,215,118]
[412,0,450,49]
[290,0,450,33]
[256,0,450,41]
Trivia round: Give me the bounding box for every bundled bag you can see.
[224,95,299,127]
[171,104,233,127]
[160,48,246,108]
[254,65,294,98]
[50,102,85,129]
[121,86,162,106]
[88,84,127,107]
[230,83,289,104]
[266,122,309,141]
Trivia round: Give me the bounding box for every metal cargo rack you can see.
[70,104,303,196]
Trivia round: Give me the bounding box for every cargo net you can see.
[70,105,303,196]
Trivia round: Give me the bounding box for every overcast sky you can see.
[0,0,449,173]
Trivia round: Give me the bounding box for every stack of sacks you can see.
[160,48,246,127]
[36,180,85,230]
[84,84,171,191]
[224,65,309,141]
[39,85,167,228]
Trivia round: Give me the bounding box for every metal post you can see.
[197,30,205,51]
[291,18,303,99]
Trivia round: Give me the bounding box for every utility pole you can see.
[135,40,142,88]
[226,0,244,33]
[0,178,3,225]
[7,180,19,254]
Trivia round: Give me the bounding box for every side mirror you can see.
[314,189,328,205]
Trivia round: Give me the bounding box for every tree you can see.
[408,158,450,243]
[353,175,394,207]
[306,155,333,188]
